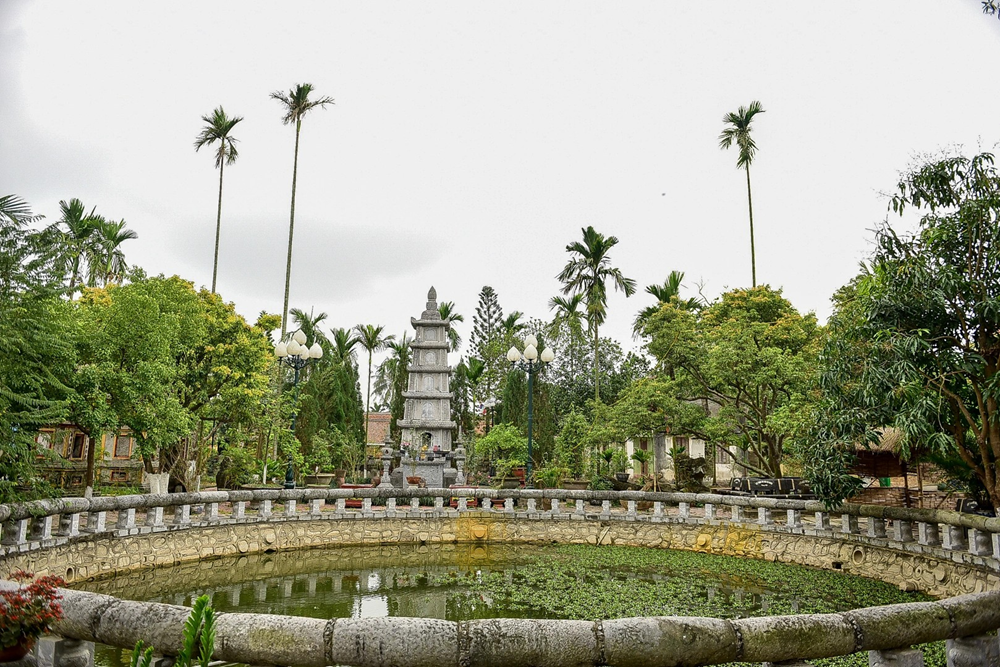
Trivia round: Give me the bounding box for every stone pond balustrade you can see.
[2,488,1000,667]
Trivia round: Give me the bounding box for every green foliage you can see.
[644,286,822,477]
[474,423,528,478]
[813,152,1000,510]
[302,427,349,473]
[0,199,76,502]
[130,595,215,667]
[554,410,589,478]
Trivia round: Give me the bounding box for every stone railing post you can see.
[60,513,81,537]
[115,509,135,532]
[233,501,246,519]
[946,634,1000,666]
[205,502,219,521]
[285,500,297,517]
[31,516,53,541]
[968,529,992,556]
[841,514,858,534]
[918,522,940,547]
[408,498,418,513]
[458,497,468,512]
[678,502,690,519]
[550,498,560,514]
[787,509,802,529]
[35,636,94,667]
[732,505,744,523]
[83,511,105,534]
[258,499,272,519]
[527,498,537,513]
[815,511,830,530]
[943,525,967,551]
[503,498,514,513]
[362,498,373,514]
[867,517,887,538]
[758,507,773,526]
[173,504,191,526]
[703,503,714,521]
[600,500,611,516]
[385,498,395,515]
[868,647,924,667]
[144,506,164,528]
[575,499,585,517]
[893,520,914,543]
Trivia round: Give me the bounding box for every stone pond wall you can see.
[3,488,1000,666]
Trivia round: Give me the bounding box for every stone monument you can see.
[395,287,457,488]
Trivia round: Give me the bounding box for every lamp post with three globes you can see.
[507,334,554,486]
[274,329,324,489]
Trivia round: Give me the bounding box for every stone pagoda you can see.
[395,287,456,488]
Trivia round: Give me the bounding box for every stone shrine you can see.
[395,287,456,488]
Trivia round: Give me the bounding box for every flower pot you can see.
[615,472,630,483]
[0,637,35,662]
[500,476,521,489]
[561,479,589,491]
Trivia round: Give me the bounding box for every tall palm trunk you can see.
[593,322,600,402]
[281,119,302,337]
[365,350,374,444]
[212,159,225,294]
[746,167,756,288]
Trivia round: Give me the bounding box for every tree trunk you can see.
[281,120,302,337]
[746,166,756,288]
[593,322,600,402]
[83,428,96,496]
[211,160,225,294]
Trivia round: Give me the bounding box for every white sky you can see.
[4,1,1000,389]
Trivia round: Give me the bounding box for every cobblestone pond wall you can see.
[5,512,997,598]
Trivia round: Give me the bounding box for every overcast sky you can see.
[4,2,1000,386]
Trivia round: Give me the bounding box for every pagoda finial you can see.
[428,286,437,302]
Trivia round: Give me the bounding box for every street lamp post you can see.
[275,330,323,489]
[507,334,555,487]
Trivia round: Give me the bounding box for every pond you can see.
[75,543,945,667]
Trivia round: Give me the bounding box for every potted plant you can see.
[0,571,65,661]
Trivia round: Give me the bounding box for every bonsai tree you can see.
[475,423,528,480]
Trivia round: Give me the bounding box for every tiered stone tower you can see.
[397,288,455,487]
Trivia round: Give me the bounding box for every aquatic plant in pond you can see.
[78,544,947,667]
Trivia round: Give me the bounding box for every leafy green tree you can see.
[557,226,636,402]
[0,197,75,502]
[644,286,821,477]
[330,327,359,363]
[719,101,765,287]
[474,422,528,479]
[271,83,335,336]
[555,409,589,478]
[813,152,1000,511]
[194,106,243,294]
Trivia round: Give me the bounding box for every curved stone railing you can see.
[3,488,1000,666]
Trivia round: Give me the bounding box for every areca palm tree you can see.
[502,311,526,337]
[354,324,395,445]
[47,198,99,294]
[330,327,360,364]
[438,301,464,352]
[87,217,137,287]
[632,270,701,337]
[0,194,42,227]
[194,106,243,294]
[549,293,587,334]
[271,83,335,336]
[557,225,636,402]
[719,100,765,287]
[463,357,486,424]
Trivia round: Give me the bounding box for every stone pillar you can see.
[575,500,585,516]
[482,497,491,511]
[284,500,297,517]
[362,498,372,513]
[787,509,802,528]
[758,507,773,526]
[968,529,991,556]
[600,500,611,516]
[678,502,690,519]
[527,498,536,513]
[627,500,637,516]
[458,497,468,512]
[704,503,714,521]
[454,446,467,485]
[731,505,744,523]
[946,634,1000,666]
[36,636,95,667]
[173,505,191,525]
[653,502,664,519]
[943,525,967,551]
[205,503,219,521]
[338,498,348,513]
[83,511,106,533]
[60,513,81,537]
[409,498,419,512]
[550,499,560,514]
[386,498,396,514]
[841,514,858,534]
[867,518,887,538]
[31,516,53,541]
[894,520,914,543]
[815,511,831,530]
[144,507,164,528]
[868,648,924,667]
[258,500,272,518]
[918,522,940,547]
[233,501,246,519]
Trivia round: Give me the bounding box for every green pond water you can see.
[75,543,945,667]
